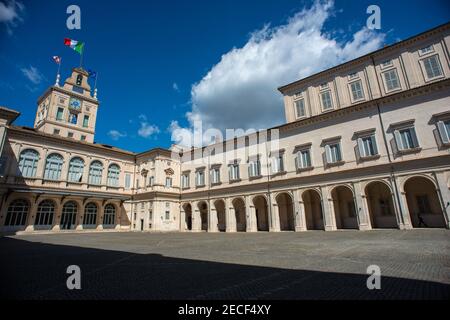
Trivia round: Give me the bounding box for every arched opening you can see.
[253,195,269,231]
[83,202,98,228]
[183,203,192,231]
[365,182,397,229]
[302,190,324,230]
[61,201,77,230]
[214,200,226,232]
[404,177,446,228]
[232,198,246,232]
[331,186,358,229]
[103,204,116,227]
[198,201,208,231]
[35,200,55,229]
[276,193,295,231]
[5,199,29,228]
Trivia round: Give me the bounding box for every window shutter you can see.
[296,153,302,169]
[410,128,419,148]
[228,166,232,180]
[325,145,332,163]
[248,163,253,177]
[236,166,240,179]
[357,138,365,158]
[270,157,275,173]
[394,130,404,151]
[437,121,449,144]
[371,136,378,155]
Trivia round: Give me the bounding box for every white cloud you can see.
[0,0,25,35]
[174,0,384,144]
[21,65,44,84]
[107,130,127,141]
[173,82,180,92]
[138,114,160,138]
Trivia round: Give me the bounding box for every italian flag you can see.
[64,38,84,54]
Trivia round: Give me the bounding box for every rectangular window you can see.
[320,91,333,110]
[182,173,190,188]
[394,127,419,151]
[383,69,400,91]
[165,210,170,220]
[422,55,443,79]
[229,164,239,181]
[381,60,393,68]
[67,132,74,138]
[357,135,378,158]
[53,129,60,135]
[149,176,154,187]
[210,167,220,184]
[271,155,284,174]
[80,135,86,141]
[296,149,312,169]
[350,80,364,101]
[437,120,450,145]
[165,177,172,188]
[348,72,358,80]
[83,115,89,127]
[320,83,329,89]
[248,158,261,177]
[295,99,306,118]
[419,45,433,55]
[56,107,64,121]
[379,199,392,216]
[325,143,342,164]
[416,195,431,214]
[68,112,78,124]
[196,170,205,186]
[125,173,131,190]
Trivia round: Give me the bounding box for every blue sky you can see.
[0,0,449,152]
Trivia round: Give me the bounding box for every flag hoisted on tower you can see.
[52,56,62,87]
[64,38,85,67]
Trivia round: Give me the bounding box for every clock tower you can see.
[34,67,99,143]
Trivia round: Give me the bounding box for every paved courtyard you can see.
[0,229,449,299]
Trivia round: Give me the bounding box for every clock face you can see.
[69,98,81,110]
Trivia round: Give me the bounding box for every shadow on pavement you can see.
[0,236,449,300]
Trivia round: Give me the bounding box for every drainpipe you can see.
[370,55,405,227]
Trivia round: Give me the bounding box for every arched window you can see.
[83,202,97,225]
[103,204,116,226]
[89,161,103,185]
[44,153,63,180]
[35,200,55,226]
[107,164,120,187]
[18,149,39,178]
[68,157,84,182]
[5,199,29,226]
[61,201,77,230]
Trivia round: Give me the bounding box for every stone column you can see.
[76,199,84,231]
[96,202,104,230]
[320,186,336,231]
[245,196,257,232]
[434,171,450,229]
[225,198,236,232]
[293,189,306,231]
[209,200,219,232]
[192,201,201,232]
[25,197,38,232]
[353,182,371,231]
[270,193,280,232]
[115,203,122,230]
[52,199,63,231]
[180,205,186,232]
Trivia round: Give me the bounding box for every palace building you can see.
[1,23,449,234]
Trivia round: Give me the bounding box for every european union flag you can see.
[87,69,97,79]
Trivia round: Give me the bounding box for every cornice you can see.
[278,22,450,93]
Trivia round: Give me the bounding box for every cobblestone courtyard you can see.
[1,230,449,299]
